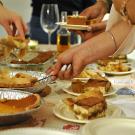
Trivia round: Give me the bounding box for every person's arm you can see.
[0,3,27,39]
[80,0,108,20]
[113,0,135,24]
[50,20,132,80]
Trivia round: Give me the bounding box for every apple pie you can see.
[0,36,28,59]
[0,69,38,88]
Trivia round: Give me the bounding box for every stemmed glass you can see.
[40,4,59,46]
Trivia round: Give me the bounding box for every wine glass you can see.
[40,4,59,46]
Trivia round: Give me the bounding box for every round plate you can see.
[0,128,73,135]
[81,118,135,135]
[53,100,124,124]
[0,70,50,93]
[56,22,89,30]
[0,89,43,126]
[101,69,135,76]
[63,87,116,97]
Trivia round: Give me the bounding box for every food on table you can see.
[64,90,107,120]
[76,69,106,80]
[0,36,28,59]
[67,15,87,25]
[0,69,38,88]
[71,78,111,94]
[67,15,100,25]
[98,62,131,72]
[97,55,128,66]
[11,51,54,64]
[0,94,40,114]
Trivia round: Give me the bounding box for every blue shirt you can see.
[31,0,96,16]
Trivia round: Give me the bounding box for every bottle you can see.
[57,11,71,53]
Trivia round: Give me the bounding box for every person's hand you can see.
[49,44,93,80]
[0,5,27,39]
[77,21,106,41]
[80,1,107,20]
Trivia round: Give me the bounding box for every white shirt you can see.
[106,5,135,56]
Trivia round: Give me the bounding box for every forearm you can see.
[79,20,132,64]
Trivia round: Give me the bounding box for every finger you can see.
[14,17,25,39]
[72,56,84,77]
[58,71,65,80]
[63,66,73,80]
[22,20,28,33]
[90,21,106,32]
[1,22,13,35]
[50,61,63,76]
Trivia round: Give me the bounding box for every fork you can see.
[33,74,52,83]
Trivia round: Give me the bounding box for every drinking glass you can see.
[40,4,59,46]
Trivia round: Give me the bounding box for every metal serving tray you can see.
[0,89,44,126]
[0,70,51,93]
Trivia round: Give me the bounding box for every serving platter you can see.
[0,70,51,93]
[0,50,55,71]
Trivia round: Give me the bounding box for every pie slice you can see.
[64,90,107,120]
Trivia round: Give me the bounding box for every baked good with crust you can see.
[67,15,87,25]
[64,90,107,120]
[71,79,111,94]
[67,16,100,25]
[0,70,38,88]
[11,51,54,64]
[76,69,106,80]
[28,51,53,64]
[97,55,128,66]
[98,62,131,72]
[0,36,28,59]
[0,94,40,114]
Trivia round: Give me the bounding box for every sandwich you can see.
[64,90,107,120]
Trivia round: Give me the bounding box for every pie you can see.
[0,36,28,59]
[0,69,38,88]
[0,94,40,114]
[11,51,54,64]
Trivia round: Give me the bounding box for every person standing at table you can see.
[29,0,109,44]
[0,1,27,39]
[48,0,135,80]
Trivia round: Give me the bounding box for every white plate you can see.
[53,100,124,124]
[0,128,73,135]
[56,22,89,30]
[81,118,135,135]
[101,69,135,76]
[63,86,116,97]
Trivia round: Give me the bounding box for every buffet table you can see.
[1,45,135,134]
